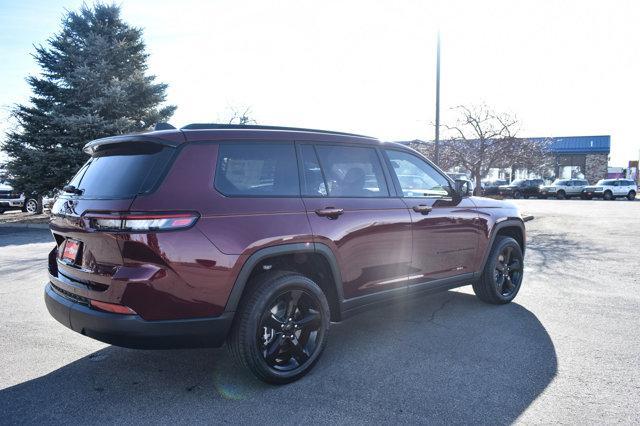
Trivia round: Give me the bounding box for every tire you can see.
[513,191,522,199]
[556,190,566,200]
[23,198,38,214]
[628,191,636,201]
[472,236,524,305]
[603,190,614,201]
[0,210,5,215]
[227,271,330,384]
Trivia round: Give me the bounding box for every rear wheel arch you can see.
[226,243,344,322]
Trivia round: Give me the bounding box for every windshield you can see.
[510,179,525,186]
[595,180,613,186]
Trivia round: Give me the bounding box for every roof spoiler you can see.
[83,134,181,155]
[154,122,176,131]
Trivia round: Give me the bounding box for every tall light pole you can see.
[434,31,441,166]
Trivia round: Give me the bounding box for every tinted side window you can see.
[385,150,450,198]
[315,145,389,197]
[300,145,327,197]
[215,142,299,196]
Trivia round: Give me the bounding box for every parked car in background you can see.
[0,181,25,214]
[539,179,589,199]
[45,124,527,384]
[482,179,508,196]
[498,179,544,199]
[582,179,637,200]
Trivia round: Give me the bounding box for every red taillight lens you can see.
[85,212,199,232]
[90,300,137,315]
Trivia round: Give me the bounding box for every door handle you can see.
[315,207,344,219]
[412,204,433,215]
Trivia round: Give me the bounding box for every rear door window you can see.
[314,145,389,197]
[215,142,299,197]
[73,143,174,199]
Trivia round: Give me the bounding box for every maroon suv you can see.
[45,124,526,383]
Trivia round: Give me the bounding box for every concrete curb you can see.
[0,223,50,230]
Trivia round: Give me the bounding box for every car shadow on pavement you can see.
[0,291,556,424]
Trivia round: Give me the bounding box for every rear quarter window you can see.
[214,142,300,197]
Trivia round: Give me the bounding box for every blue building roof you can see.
[528,135,610,154]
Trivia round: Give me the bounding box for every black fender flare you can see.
[477,218,526,276]
[223,242,344,313]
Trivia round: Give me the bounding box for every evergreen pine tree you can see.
[3,3,176,196]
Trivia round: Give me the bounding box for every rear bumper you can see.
[44,282,234,349]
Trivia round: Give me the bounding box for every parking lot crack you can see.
[426,296,454,323]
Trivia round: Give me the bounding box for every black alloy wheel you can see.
[473,236,524,304]
[556,190,566,200]
[513,190,523,199]
[258,289,323,372]
[227,272,330,384]
[493,245,523,298]
[628,191,636,201]
[603,190,614,200]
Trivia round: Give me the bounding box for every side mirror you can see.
[454,179,471,197]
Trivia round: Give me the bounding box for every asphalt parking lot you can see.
[1,199,639,424]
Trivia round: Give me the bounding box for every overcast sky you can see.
[1,0,638,166]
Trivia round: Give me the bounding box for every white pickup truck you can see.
[0,181,27,214]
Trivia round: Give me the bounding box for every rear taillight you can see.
[85,212,199,232]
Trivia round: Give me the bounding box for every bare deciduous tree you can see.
[226,106,256,125]
[440,104,551,193]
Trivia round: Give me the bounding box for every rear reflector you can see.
[85,212,199,232]
[90,300,137,315]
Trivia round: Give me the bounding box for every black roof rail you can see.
[180,123,374,139]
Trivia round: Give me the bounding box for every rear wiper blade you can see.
[62,185,83,195]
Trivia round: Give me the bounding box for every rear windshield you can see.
[70,142,174,198]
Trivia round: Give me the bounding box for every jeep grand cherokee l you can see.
[45,124,527,384]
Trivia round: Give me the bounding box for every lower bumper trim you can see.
[44,282,234,349]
